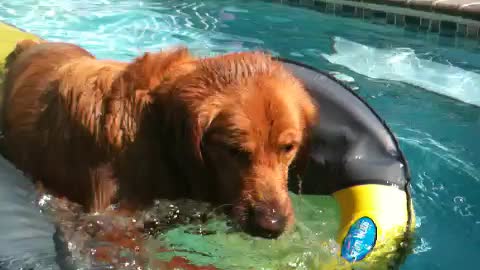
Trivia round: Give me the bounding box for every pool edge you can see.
[265,0,480,40]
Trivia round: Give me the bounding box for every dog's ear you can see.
[288,95,317,195]
[292,92,318,175]
[190,105,220,163]
[293,136,311,176]
[163,89,219,164]
[189,115,206,163]
[160,90,221,201]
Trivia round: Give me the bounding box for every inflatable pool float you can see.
[280,58,415,266]
[0,21,414,269]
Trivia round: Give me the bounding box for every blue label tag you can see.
[341,217,377,262]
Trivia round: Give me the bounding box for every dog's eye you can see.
[280,143,296,153]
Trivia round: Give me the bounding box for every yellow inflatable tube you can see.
[334,184,415,264]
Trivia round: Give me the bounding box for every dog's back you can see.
[1,41,123,209]
[3,40,93,95]
[2,41,94,132]
[1,40,199,211]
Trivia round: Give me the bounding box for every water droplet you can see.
[454,196,465,204]
[412,238,432,254]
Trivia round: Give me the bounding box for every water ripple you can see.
[0,0,261,60]
[396,127,480,183]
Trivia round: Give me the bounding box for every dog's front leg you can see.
[89,163,118,212]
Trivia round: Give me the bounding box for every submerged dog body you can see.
[2,40,316,238]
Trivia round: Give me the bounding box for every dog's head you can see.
[161,52,317,238]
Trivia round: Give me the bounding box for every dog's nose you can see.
[247,205,287,239]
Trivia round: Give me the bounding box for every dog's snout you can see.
[247,204,287,239]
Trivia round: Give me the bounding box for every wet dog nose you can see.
[247,205,287,239]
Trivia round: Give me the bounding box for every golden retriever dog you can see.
[1,39,316,238]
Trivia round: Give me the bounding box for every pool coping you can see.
[267,0,480,39]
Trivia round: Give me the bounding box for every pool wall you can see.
[266,0,480,39]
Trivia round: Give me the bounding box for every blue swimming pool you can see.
[0,0,479,269]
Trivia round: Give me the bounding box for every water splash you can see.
[323,36,480,107]
[412,238,432,254]
[148,194,340,270]
[33,192,341,270]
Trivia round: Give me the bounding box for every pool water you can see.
[1,0,479,269]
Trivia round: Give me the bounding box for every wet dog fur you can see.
[1,39,317,238]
